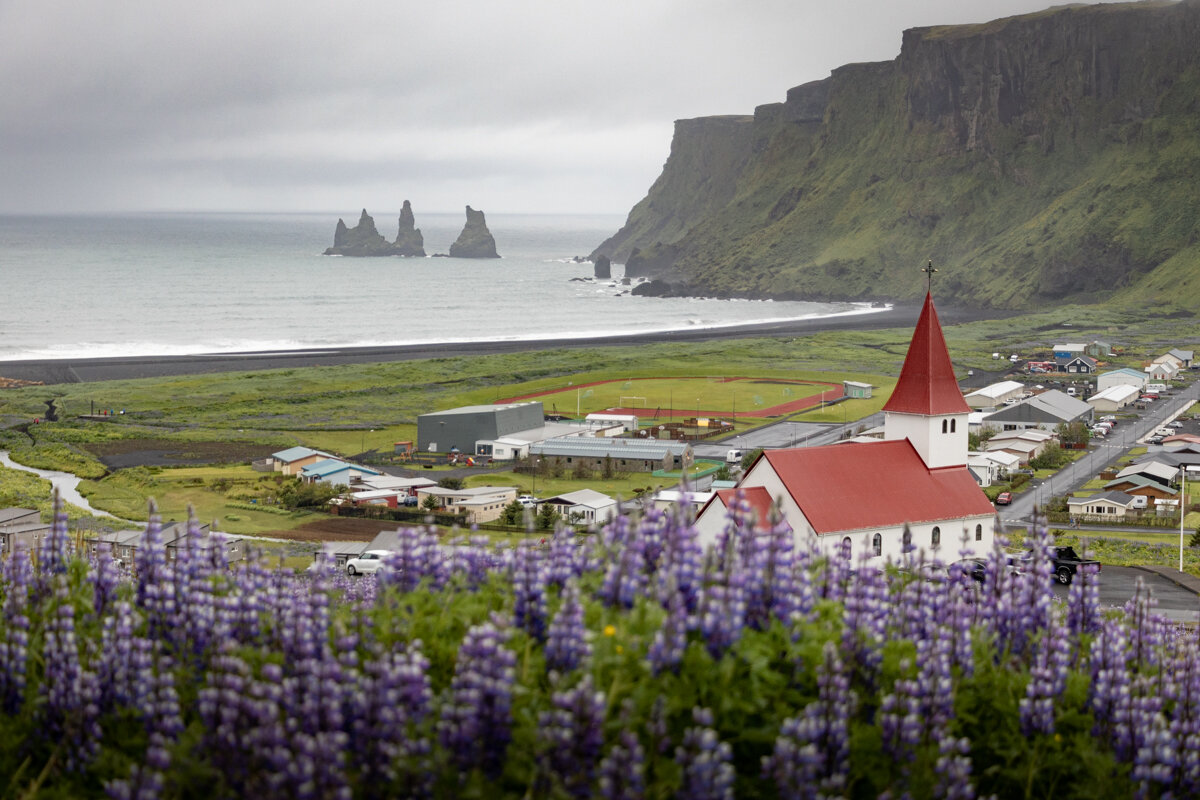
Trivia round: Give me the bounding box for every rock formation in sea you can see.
[323,209,393,256]
[448,206,500,258]
[594,254,611,279]
[393,200,426,257]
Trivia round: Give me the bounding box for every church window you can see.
[950,419,956,433]
[841,537,852,560]
[872,533,882,557]
[975,524,983,541]
[942,420,948,433]
[931,526,941,547]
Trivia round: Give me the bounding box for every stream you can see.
[0,450,125,521]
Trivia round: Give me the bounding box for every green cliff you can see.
[594,0,1200,310]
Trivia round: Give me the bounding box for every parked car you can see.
[517,495,541,507]
[1148,436,1165,445]
[1016,546,1102,586]
[346,550,391,575]
[951,557,1023,583]
[1170,421,1184,428]
[995,491,1013,505]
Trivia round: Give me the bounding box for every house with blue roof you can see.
[299,459,382,486]
[271,446,336,476]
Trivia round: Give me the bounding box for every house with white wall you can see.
[695,293,996,563]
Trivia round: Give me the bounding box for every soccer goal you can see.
[620,396,648,408]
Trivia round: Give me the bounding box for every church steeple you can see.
[883,290,969,469]
[883,292,969,416]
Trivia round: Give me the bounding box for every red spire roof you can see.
[882,292,970,415]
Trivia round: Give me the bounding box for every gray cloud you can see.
[0,0,1124,214]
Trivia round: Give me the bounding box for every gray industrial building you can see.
[417,402,545,452]
[980,389,1093,432]
[529,438,693,473]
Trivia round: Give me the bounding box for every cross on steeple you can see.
[922,259,938,292]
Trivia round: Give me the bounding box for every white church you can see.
[694,293,998,563]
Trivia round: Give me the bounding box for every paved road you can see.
[1001,380,1200,528]
[1059,565,1200,624]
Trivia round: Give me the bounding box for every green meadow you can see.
[0,304,1197,535]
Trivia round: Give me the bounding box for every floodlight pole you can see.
[1181,464,1186,573]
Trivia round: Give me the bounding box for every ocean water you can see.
[0,212,876,361]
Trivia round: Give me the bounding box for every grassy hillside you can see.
[601,1,1200,311]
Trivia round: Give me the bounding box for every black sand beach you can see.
[0,303,996,386]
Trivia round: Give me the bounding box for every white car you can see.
[346,550,391,575]
[517,495,541,507]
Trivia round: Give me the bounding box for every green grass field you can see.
[3,303,1200,537]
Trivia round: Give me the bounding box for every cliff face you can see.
[595,0,1200,309]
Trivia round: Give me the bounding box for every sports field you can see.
[497,375,843,419]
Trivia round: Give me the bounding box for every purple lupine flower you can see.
[380,525,446,593]
[36,492,73,582]
[538,674,607,799]
[354,640,433,799]
[1089,616,1134,759]
[41,597,102,770]
[512,539,548,641]
[438,621,517,780]
[764,642,853,799]
[675,706,735,800]
[545,579,591,673]
[648,579,690,675]
[657,501,704,614]
[0,543,33,714]
[90,543,120,619]
[598,729,646,800]
[545,527,584,587]
[1066,560,1102,642]
[598,531,648,609]
[1020,617,1071,736]
[933,733,977,800]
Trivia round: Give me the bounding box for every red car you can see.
[995,492,1013,505]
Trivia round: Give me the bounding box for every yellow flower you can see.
[616,645,624,654]
[603,624,616,637]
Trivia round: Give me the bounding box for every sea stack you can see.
[323,209,393,256]
[448,206,500,258]
[393,200,426,257]
[594,254,611,279]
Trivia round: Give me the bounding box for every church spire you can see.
[882,292,969,416]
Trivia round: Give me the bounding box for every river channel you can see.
[0,450,126,521]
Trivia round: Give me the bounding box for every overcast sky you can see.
[0,1,1119,216]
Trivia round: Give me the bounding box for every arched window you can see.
[931,526,941,547]
[941,419,948,433]
[841,537,852,560]
[872,533,882,557]
[975,523,983,541]
[950,419,956,433]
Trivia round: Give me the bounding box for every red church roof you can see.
[882,292,970,415]
[762,439,995,534]
[711,486,785,531]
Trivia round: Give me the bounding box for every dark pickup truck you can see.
[1019,546,1101,585]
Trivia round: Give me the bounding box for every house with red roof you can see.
[695,293,997,563]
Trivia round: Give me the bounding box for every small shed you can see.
[842,381,873,399]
